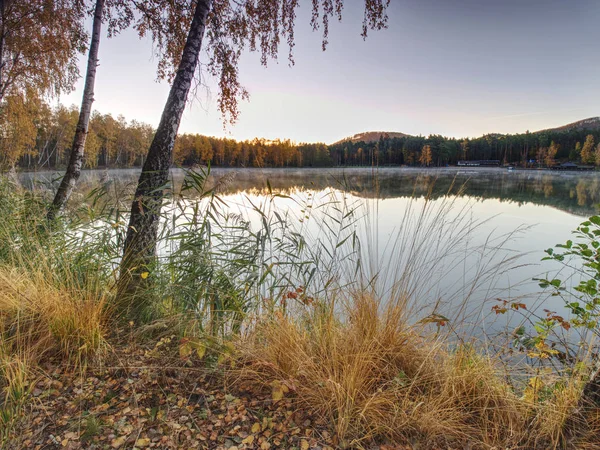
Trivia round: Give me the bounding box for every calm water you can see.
[18,167,600,337]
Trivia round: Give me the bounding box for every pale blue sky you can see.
[59,0,600,143]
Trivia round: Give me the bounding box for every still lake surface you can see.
[18,167,600,338]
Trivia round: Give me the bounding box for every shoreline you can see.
[8,164,600,177]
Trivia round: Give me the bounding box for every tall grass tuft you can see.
[234,293,526,447]
[0,267,109,364]
[0,177,110,364]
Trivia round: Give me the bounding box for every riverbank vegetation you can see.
[2,173,600,449]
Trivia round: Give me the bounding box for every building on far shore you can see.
[551,162,595,171]
[457,160,501,167]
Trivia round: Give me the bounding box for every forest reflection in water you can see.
[18,166,600,217]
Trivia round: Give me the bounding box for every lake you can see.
[17,167,600,339]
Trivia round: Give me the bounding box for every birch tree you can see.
[48,0,105,219]
[47,0,142,218]
[119,0,391,307]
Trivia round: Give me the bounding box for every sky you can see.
[59,0,600,144]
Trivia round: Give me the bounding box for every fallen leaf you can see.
[111,436,126,448]
[271,380,289,402]
[135,437,151,447]
[179,342,192,358]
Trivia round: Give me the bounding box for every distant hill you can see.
[535,117,600,134]
[333,131,410,145]
[332,118,600,145]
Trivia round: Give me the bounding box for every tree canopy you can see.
[134,0,391,125]
[0,0,87,101]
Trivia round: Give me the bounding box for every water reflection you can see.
[15,167,600,337]
[18,167,600,217]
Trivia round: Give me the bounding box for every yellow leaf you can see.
[251,422,261,433]
[528,376,543,388]
[189,339,206,358]
[271,380,287,402]
[111,436,126,448]
[140,272,149,279]
[242,435,255,445]
[179,342,192,358]
[135,438,151,447]
[272,386,284,402]
[300,439,310,450]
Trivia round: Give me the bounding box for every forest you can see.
[2,95,600,170]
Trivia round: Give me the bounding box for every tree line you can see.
[329,130,600,168]
[3,98,600,170]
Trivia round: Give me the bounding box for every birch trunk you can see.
[119,0,212,310]
[47,0,104,220]
[0,0,5,103]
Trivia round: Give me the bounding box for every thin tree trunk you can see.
[118,0,212,311]
[0,0,5,104]
[47,0,104,220]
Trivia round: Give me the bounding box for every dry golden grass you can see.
[0,263,106,444]
[0,264,110,442]
[528,377,582,449]
[0,266,109,365]
[233,294,530,448]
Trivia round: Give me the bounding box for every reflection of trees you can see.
[542,175,553,198]
[17,168,600,217]
[589,178,600,204]
[576,180,588,207]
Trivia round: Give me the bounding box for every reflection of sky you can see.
[185,184,584,337]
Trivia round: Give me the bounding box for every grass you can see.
[0,266,109,363]
[233,293,527,448]
[0,177,111,446]
[0,261,109,446]
[1,171,600,448]
[233,292,600,448]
